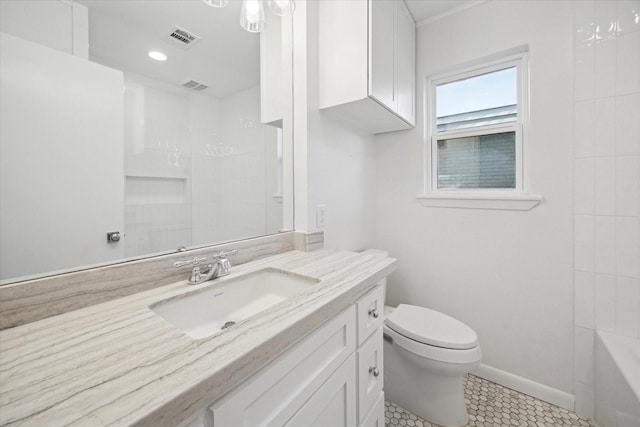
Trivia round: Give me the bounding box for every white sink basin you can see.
[150,268,319,339]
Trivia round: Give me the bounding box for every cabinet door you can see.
[357,330,384,423]
[319,0,369,109]
[360,392,385,427]
[395,0,415,125]
[369,0,396,110]
[285,354,357,427]
[210,306,356,427]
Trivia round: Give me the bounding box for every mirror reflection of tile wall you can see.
[123,73,282,258]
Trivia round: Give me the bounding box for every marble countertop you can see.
[0,249,396,426]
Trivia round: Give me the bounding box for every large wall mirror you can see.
[0,0,294,284]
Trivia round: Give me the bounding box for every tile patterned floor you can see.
[385,374,597,427]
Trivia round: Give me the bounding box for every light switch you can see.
[316,205,326,228]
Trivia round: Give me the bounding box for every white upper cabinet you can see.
[394,0,416,125]
[319,0,415,134]
[369,0,396,110]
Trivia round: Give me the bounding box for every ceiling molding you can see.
[415,1,489,28]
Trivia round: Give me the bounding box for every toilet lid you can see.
[385,304,478,350]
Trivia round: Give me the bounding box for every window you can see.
[419,51,541,210]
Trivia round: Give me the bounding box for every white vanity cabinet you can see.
[319,0,415,134]
[204,283,386,427]
[356,285,385,425]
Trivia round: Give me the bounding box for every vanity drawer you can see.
[357,328,384,423]
[356,284,385,345]
[359,391,385,427]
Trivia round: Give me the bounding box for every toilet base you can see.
[384,340,473,427]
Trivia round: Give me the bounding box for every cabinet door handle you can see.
[368,308,379,319]
[369,366,380,377]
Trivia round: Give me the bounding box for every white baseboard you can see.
[473,363,575,411]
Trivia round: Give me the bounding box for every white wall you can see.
[304,0,378,250]
[572,0,640,420]
[375,0,576,400]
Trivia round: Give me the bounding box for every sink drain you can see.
[221,321,236,330]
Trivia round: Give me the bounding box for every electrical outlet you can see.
[316,205,326,228]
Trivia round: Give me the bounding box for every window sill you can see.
[416,193,542,211]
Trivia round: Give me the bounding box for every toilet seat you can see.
[383,324,482,364]
[386,304,478,349]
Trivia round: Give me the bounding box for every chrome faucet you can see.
[173,250,238,285]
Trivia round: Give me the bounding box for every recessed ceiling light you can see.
[148,51,168,62]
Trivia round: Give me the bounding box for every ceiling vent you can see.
[166,26,201,49]
[182,80,209,91]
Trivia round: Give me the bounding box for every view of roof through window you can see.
[436,67,517,132]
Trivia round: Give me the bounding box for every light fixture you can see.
[148,51,167,61]
[202,0,295,33]
[202,0,229,7]
[239,0,265,33]
[267,0,295,17]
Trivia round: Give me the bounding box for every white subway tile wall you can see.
[594,216,616,275]
[574,326,595,385]
[615,156,640,216]
[594,274,617,331]
[594,97,616,157]
[575,43,596,101]
[574,215,595,272]
[575,101,596,158]
[594,157,616,215]
[572,0,640,419]
[575,271,596,329]
[574,158,595,214]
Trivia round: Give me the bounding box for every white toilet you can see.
[360,249,482,426]
[383,304,482,427]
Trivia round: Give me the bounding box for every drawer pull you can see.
[369,366,380,377]
[368,308,379,319]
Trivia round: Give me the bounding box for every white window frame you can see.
[417,50,542,211]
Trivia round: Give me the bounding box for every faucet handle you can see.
[212,249,238,259]
[218,258,232,275]
[173,256,207,268]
